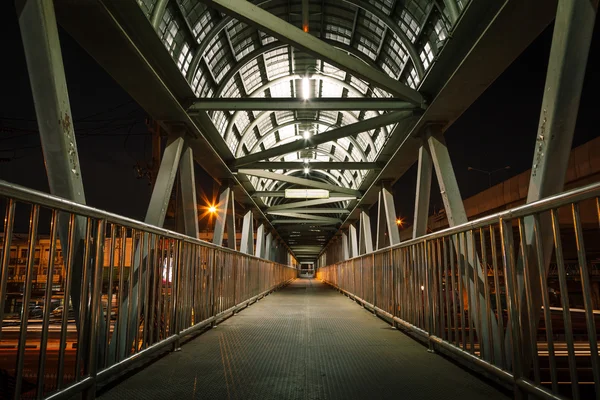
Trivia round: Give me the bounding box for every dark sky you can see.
[1,3,599,233]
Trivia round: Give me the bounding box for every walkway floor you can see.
[100,279,509,400]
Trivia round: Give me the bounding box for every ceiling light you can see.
[285,189,329,199]
[304,167,310,174]
[303,131,310,140]
[302,77,310,100]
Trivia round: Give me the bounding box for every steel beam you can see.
[178,144,199,238]
[234,111,414,167]
[271,219,340,225]
[268,212,341,222]
[266,208,349,214]
[150,0,169,29]
[358,210,373,255]
[197,0,424,105]
[427,126,497,362]
[240,162,381,170]
[376,186,400,249]
[212,187,236,250]
[252,191,355,199]
[341,232,349,260]
[348,224,358,258]
[189,98,415,111]
[412,143,433,238]
[267,197,355,211]
[442,0,460,24]
[145,137,185,226]
[265,233,273,260]
[17,0,91,370]
[239,169,361,197]
[255,224,265,258]
[240,210,254,254]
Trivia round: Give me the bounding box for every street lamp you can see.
[467,166,510,188]
[208,205,217,214]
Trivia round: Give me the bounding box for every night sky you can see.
[1,2,599,234]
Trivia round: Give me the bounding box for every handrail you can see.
[328,180,600,262]
[0,179,293,267]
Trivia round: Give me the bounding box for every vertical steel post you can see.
[349,224,358,258]
[213,186,236,249]
[179,144,199,238]
[359,209,373,255]
[17,0,88,343]
[413,143,433,238]
[427,127,497,362]
[517,0,598,377]
[255,224,265,258]
[240,211,254,254]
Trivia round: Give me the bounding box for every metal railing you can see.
[317,181,600,400]
[0,180,296,399]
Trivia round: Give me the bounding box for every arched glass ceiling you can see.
[137,0,465,193]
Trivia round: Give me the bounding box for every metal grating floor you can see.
[99,279,509,399]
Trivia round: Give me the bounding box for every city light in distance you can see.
[396,217,404,226]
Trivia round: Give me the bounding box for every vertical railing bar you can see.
[57,214,76,389]
[104,224,117,367]
[572,203,600,395]
[443,238,452,344]
[142,234,152,349]
[85,219,106,397]
[550,209,579,399]
[489,224,506,369]
[449,236,459,348]
[75,218,93,382]
[464,232,475,354]
[125,228,136,358]
[532,214,558,394]
[517,217,541,384]
[0,200,16,342]
[436,239,444,340]
[479,227,494,364]
[469,230,481,356]
[115,226,127,364]
[500,217,524,394]
[36,210,59,399]
[155,238,165,341]
[148,236,159,345]
[456,234,466,350]
[134,232,145,354]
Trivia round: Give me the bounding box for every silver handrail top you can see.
[0,179,293,267]
[333,179,600,260]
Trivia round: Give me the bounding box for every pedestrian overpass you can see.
[1,0,599,399]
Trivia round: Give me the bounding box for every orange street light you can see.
[209,205,217,214]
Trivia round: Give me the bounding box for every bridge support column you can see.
[348,224,359,258]
[240,211,254,254]
[517,1,599,394]
[265,233,273,261]
[178,145,199,238]
[213,186,236,250]
[17,0,91,376]
[358,210,373,255]
[376,184,400,250]
[412,143,433,238]
[341,232,349,260]
[426,126,497,363]
[255,224,266,258]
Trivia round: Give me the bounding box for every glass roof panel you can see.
[140,0,461,191]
